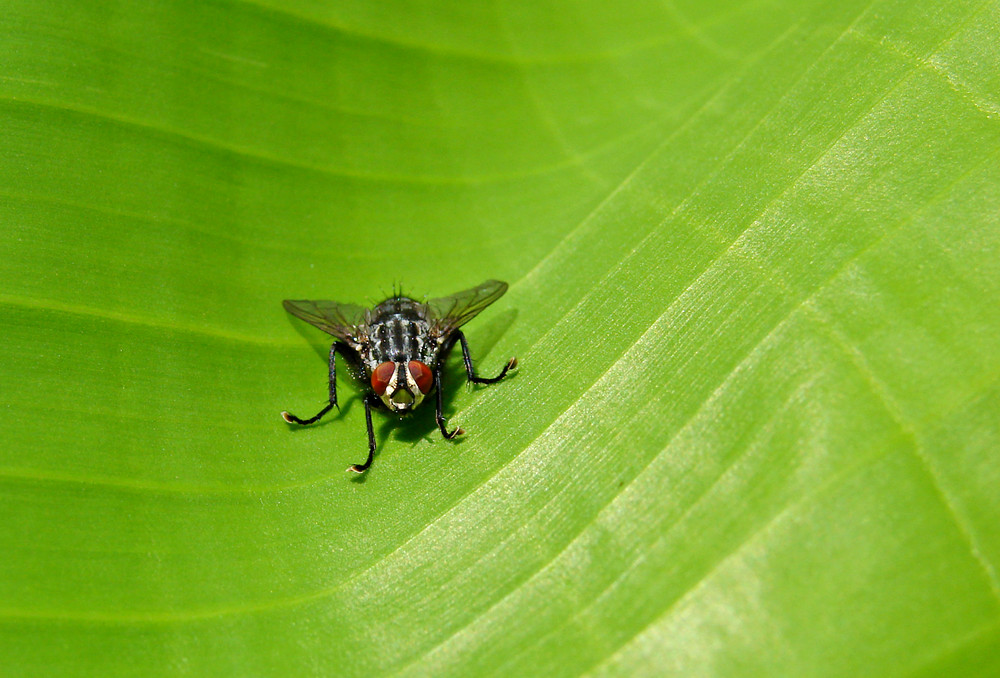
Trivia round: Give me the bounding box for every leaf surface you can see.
[2,0,1000,675]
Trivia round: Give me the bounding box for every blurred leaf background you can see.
[2,0,1000,675]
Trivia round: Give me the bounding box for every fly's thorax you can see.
[366,304,432,363]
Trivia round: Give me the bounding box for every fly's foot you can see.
[438,416,464,439]
[281,402,335,426]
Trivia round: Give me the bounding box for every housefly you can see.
[281,279,517,473]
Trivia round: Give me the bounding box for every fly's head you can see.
[369,360,434,413]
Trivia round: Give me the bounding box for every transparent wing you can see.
[282,299,367,342]
[426,279,508,333]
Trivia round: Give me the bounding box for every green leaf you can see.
[3,0,999,675]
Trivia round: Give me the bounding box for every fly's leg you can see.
[435,363,464,440]
[281,342,341,425]
[455,330,517,384]
[347,395,378,473]
[432,331,514,439]
[282,403,333,426]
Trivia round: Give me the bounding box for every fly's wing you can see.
[282,299,367,344]
[426,279,508,334]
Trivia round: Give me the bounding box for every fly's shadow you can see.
[286,313,337,364]
[390,308,519,446]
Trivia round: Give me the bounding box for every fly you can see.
[281,279,517,473]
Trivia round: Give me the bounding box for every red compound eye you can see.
[408,360,433,394]
[371,362,395,395]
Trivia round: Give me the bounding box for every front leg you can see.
[347,394,378,473]
[435,363,464,440]
[281,342,341,425]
